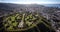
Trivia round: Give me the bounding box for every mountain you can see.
[42,4,60,8]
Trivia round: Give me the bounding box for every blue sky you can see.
[0,0,60,4]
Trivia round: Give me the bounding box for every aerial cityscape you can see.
[0,0,60,32]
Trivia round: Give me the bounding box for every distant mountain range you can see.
[42,4,60,8]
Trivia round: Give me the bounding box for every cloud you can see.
[0,0,60,4]
[9,1,60,4]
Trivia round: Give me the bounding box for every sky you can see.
[0,0,60,4]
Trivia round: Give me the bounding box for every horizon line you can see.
[0,2,60,4]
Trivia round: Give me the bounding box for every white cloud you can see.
[0,0,60,4]
[11,1,60,4]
